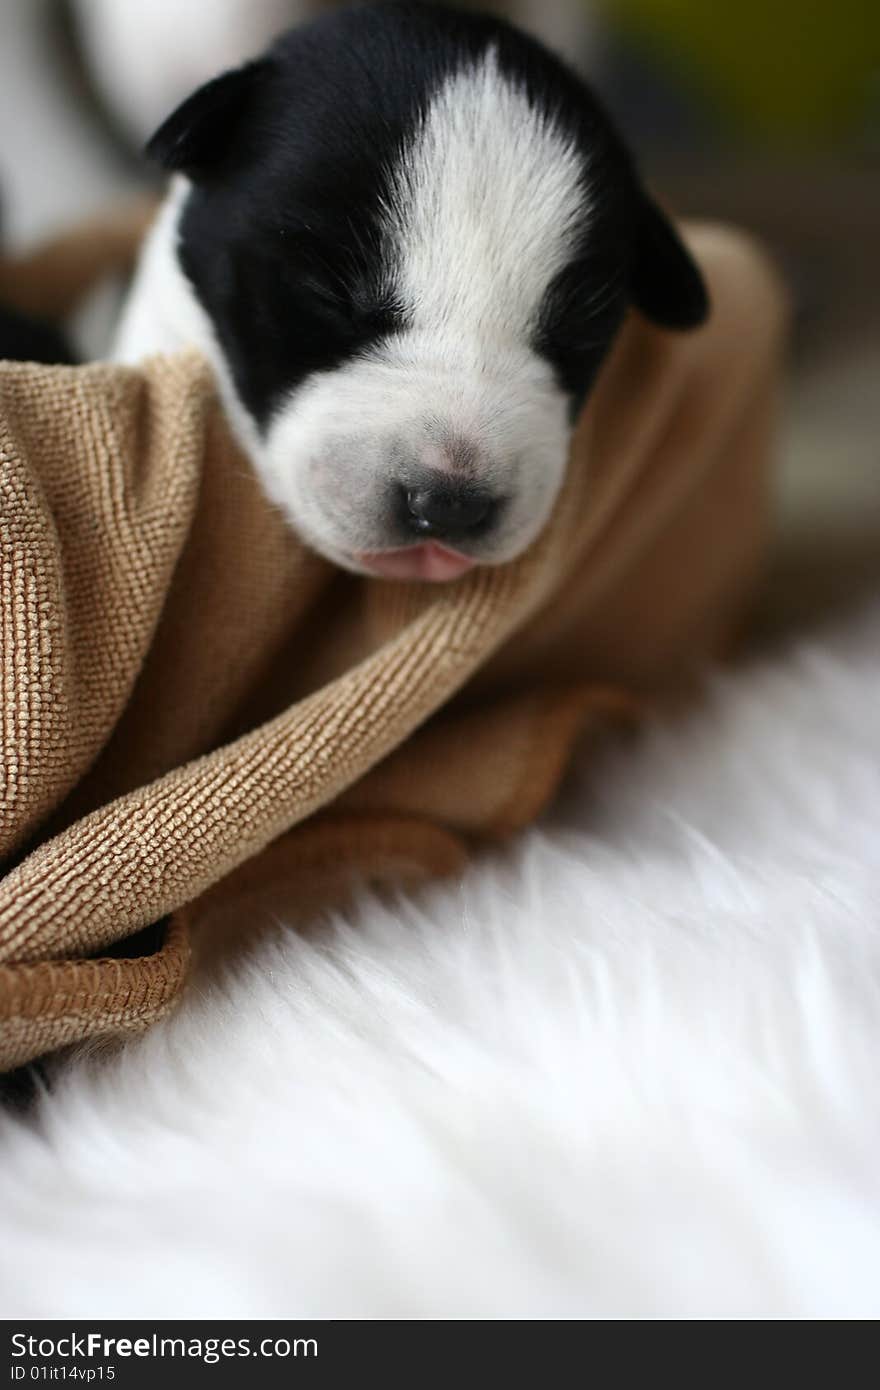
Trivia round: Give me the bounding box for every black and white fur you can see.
[115,1,708,581]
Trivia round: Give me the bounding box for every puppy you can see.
[116,0,708,582]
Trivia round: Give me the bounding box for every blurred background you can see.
[1,0,877,633]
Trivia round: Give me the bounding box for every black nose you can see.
[403,483,496,540]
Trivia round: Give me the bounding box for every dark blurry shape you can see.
[0,186,76,363]
[0,1060,44,1113]
[0,301,76,365]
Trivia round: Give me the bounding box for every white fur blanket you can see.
[2,597,879,1320]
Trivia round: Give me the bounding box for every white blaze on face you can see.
[384,47,590,368]
[258,51,594,571]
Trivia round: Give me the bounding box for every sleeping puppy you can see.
[116,0,708,582]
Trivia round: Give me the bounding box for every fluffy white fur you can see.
[2,598,880,1320]
[115,52,586,570]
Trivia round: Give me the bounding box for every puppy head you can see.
[148,2,708,581]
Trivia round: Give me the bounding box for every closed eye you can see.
[300,274,399,339]
[299,276,354,325]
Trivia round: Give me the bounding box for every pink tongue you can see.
[357,542,476,582]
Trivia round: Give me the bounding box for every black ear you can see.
[145,59,273,178]
[631,195,709,330]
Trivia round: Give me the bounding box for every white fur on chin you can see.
[2,600,880,1318]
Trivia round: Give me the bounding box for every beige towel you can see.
[0,217,787,1071]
